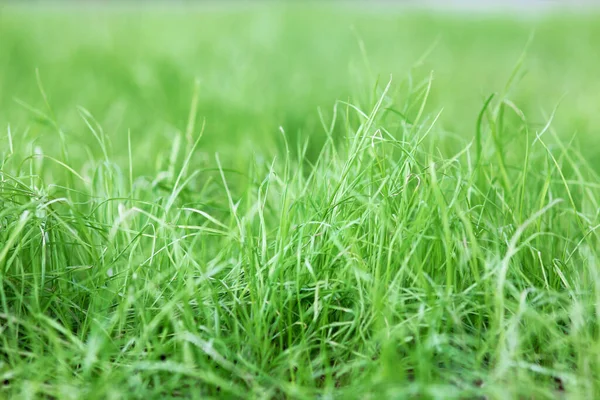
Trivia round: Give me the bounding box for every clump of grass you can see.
[2,60,600,399]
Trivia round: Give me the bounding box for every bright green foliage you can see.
[1,4,600,399]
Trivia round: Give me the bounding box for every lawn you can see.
[1,3,600,399]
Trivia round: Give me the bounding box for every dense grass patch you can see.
[2,4,600,399]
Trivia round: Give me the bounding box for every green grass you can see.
[2,3,600,399]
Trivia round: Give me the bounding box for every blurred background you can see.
[1,1,599,171]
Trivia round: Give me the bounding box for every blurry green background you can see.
[1,3,599,171]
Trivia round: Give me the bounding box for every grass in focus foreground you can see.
[1,4,600,399]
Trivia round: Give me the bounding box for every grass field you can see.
[2,3,600,399]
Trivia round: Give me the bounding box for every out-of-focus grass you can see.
[2,5,600,168]
[2,3,600,399]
